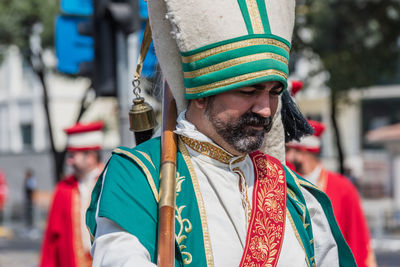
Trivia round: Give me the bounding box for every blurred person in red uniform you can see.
[0,170,8,224]
[40,121,105,267]
[286,120,377,267]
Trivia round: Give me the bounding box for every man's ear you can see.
[192,97,208,110]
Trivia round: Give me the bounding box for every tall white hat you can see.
[148,0,295,112]
[147,0,296,161]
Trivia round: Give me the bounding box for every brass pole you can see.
[157,82,177,267]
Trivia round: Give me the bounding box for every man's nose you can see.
[66,156,75,166]
[251,92,271,118]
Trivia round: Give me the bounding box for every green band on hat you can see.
[184,59,288,88]
[182,45,288,72]
[181,34,290,99]
[186,73,287,99]
[181,34,290,57]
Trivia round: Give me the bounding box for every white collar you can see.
[174,110,214,143]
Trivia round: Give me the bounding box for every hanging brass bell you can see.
[129,97,157,132]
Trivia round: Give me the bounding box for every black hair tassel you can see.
[281,90,314,143]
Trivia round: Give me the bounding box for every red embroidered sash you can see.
[239,151,287,267]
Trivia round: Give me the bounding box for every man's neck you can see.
[301,158,321,176]
[304,164,323,185]
[76,165,99,181]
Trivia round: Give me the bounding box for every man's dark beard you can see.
[292,160,303,174]
[206,105,273,154]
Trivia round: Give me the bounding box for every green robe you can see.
[86,137,355,266]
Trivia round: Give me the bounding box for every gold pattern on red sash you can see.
[240,151,286,267]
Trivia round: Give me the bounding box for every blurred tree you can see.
[0,0,57,56]
[293,0,400,174]
[0,0,71,182]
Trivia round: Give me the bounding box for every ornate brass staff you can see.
[129,19,177,266]
[157,82,177,267]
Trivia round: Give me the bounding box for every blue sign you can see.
[138,22,158,78]
[138,0,157,78]
[55,15,94,74]
[139,0,148,18]
[61,0,93,16]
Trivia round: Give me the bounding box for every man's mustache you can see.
[238,112,273,132]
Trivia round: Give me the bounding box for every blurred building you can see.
[0,46,120,226]
[294,83,400,238]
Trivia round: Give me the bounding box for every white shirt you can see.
[79,168,101,252]
[91,112,339,266]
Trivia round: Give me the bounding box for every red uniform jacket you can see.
[0,171,8,210]
[39,175,92,267]
[322,170,376,267]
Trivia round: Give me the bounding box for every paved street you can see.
[0,251,39,267]
[0,225,41,267]
[377,252,400,267]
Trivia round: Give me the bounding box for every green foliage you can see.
[0,0,58,52]
[294,0,400,92]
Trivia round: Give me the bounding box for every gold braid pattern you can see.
[180,135,246,165]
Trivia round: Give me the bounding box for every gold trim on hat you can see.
[186,69,287,94]
[247,0,264,34]
[183,52,288,79]
[181,38,290,64]
[180,135,246,165]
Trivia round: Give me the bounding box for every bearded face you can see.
[206,98,273,154]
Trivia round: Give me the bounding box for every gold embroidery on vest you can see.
[233,167,252,222]
[136,150,156,169]
[176,171,185,194]
[113,148,159,202]
[180,135,245,165]
[287,211,312,267]
[178,140,215,266]
[175,171,193,265]
[287,187,306,223]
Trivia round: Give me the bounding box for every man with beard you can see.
[286,120,377,267]
[40,121,104,267]
[86,0,355,266]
